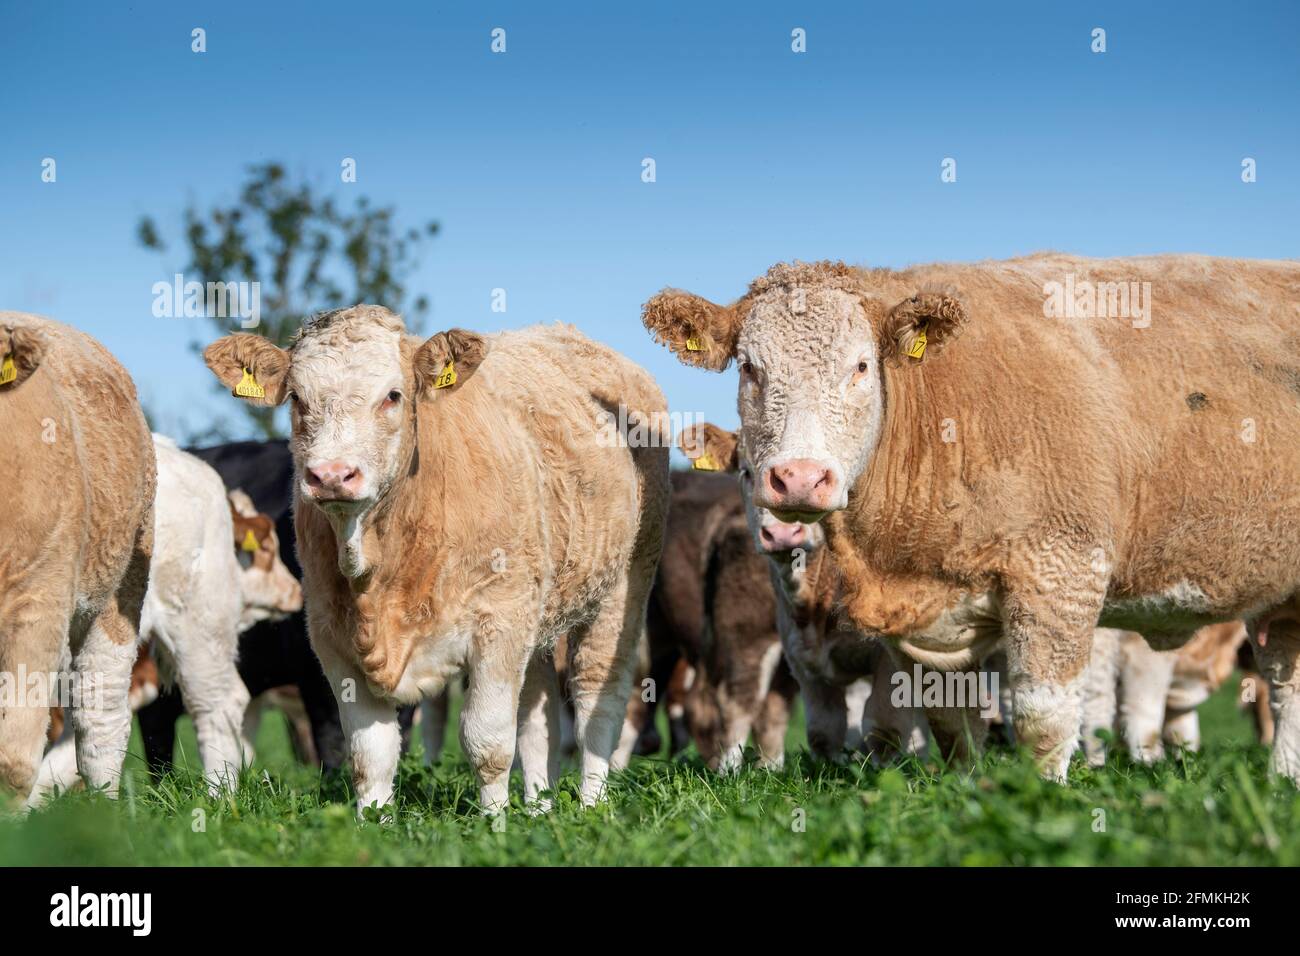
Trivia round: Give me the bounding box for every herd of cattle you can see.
[1,250,1298,819]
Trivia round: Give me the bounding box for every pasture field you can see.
[3,679,1296,867]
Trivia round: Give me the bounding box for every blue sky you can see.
[2,1,1296,446]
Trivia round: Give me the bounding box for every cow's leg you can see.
[1162,706,1201,752]
[461,636,529,815]
[844,678,872,753]
[665,658,694,756]
[69,610,139,796]
[515,651,560,812]
[70,533,149,797]
[715,682,757,775]
[868,643,930,761]
[796,665,849,763]
[30,724,80,805]
[1004,565,1101,783]
[0,599,68,805]
[569,574,648,807]
[1249,613,1300,785]
[611,692,645,772]
[317,652,401,817]
[1079,628,1121,767]
[752,664,797,771]
[1117,639,1175,764]
[922,665,990,764]
[421,691,450,765]
[162,629,250,792]
[138,687,185,777]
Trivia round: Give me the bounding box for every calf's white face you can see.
[286,320,409,511]
[203,306,488,560]
[644,261,965,521]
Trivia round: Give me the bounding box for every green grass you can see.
[3,677,1297,866]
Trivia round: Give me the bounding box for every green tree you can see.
[138,162,438,440]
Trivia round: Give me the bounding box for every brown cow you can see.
[0,314,155,805]
[643,255,1300,783]
[689,511,800,771]
[204,308,669,814]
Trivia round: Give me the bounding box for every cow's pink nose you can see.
[762,459,838,513]
[305,460,363,497]
[760,521,805,553]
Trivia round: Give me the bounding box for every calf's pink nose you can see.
[760,521,806,553]
[762,459,838,512]
[306,460,363,496]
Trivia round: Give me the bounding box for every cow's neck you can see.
[333,508,376,581]
[841,356,957,574]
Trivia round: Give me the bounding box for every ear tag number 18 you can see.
[0,354,15,385]
[434,362,457,389]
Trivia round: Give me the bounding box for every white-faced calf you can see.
[205,308,669,814]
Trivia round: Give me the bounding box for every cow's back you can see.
[146,438,241,641]
[0,313,154,614]
[461,325,671,626]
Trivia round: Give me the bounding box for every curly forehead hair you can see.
[742,260,870,301]
[293,304,407,346]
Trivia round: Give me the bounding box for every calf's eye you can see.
[381,390,402,410]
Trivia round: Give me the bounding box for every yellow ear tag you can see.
[0,354,15,385]
[235,367,265,399]
[434,362,457,389]
[691,452,719,471]
[685,336,705,352]
[906,328,927,360]
[240,529,260,552]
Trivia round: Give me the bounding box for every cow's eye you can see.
[741,361,754,377]
[382,390,402,410]
[857,361,868,374]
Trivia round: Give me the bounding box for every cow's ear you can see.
[882,291,966,363]
[642,290,741,371]
[677,422,740,473]
[203,334,290,406]
[0,324,48,389]
[414,328,488,396]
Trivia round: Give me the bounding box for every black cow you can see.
[138,440,414,776]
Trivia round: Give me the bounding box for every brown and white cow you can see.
[688,509,800,771]
[643,255,1300,783]
[205,307,669,814]
[0,314,155,805]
